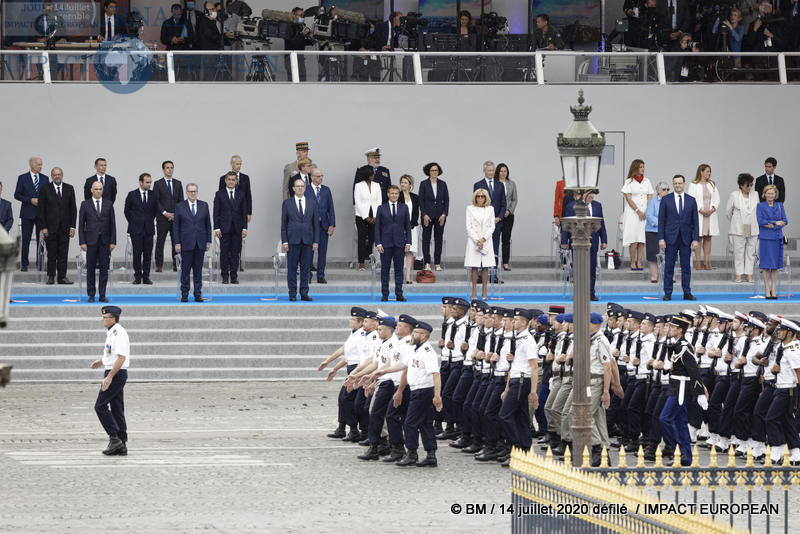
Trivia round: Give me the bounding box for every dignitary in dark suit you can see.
[173,183,212,302]
[658,174,699,300]
[37,167,76,285]
[153,161,184,272]
[418,163,449,271]
[308,167,335,283]
[160,4,193,79]
[287,158,313,199]
[79,181,116,302]
[375,185,411,301]
[213,172,248,284]
[217,155,253,222]
[754,157,786,204]
[561,191,607,301]
[473,161,506,271]
[96,0,127,42]
[281,177,319,301]
[83,158,117,204]
[0,182,13,232]
[123,173,158,284]
[14,156,46,271]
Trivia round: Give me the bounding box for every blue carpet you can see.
[8,291,798,306]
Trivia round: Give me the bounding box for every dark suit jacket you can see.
[375,202,411,249]
[656,0,692,32]
[281,196,319,246]
[375,20,393,48]
[83,175,117,203]
[754,174,786,204]
[196,16,223,50]
[218,172,253,216]
[183,9,201,47]
[405,192,420,229]
[213,188,248,234]
[657,192,699,246]
[38,182,77,234]
[473,179,507,220]
[560,200,608,251]
[124,188,159,236]
[96,14,128,40]
[284,22,313,50]
[173,200,212,249]
[288,173,312,198]
[418,179,449,220]
[160,15,191,50]
[153,177,184,219]
[78,198,116,246]
[0,198,13,232]
[15,171,47,220]
[307,183,336,230]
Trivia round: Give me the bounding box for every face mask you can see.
[369,27,374,34]
[186,2,195,9]
[209,11,217,19]
[297,17,304,24]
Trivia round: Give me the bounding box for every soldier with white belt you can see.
[765,318,800,465]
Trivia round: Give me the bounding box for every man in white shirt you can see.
[90,305,130,456]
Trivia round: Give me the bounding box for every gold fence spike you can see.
[636,445,645,468]
[783,446,791,467]
[581,445,591,468]
[618,446,626,468]
[745,447,754,467]
[600,446,609,468]
[765,446,773,467]
[709,444,717,468]
[691,444,699,467]
[673,445,681,468]
[654,445,663,467]
[545,446,553,461]
[727,445,736,467]
[563,445,572,465]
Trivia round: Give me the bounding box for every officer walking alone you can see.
[90,306,130,456]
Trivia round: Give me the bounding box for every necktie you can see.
[96,200,101,215]
[99,176,104,187]
[769,176,773,185]
[678,194,683,215]
[191,203,196,216]
[315,186,320,200]
[230,191,234,202]
[299,198,304,216]
[142,191,147,204]
[107,18,110,38]
[392,203,396,219]
[57,185,61,201]
[167,180,173,196]
[487,180,493,195]
[33,174,39,192]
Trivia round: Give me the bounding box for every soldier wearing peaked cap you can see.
[89,306,130,456]
[437,298,470,441]
[658,315,707,466]
[380,314,417,462]
[587,311,614,466]
[731,315,769,457]
[434,297,454,435]
[354,148,391,203]
[283,142,310,201]
[550,313,575,457]
[318,307,368,441]
[448,302,484,450]
[764,319,800,465]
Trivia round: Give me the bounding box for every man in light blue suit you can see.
[306,167,335,284]
[658,174,699,301]
[282,176,319,301]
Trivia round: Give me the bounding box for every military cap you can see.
[415,321,433,333]
[627,310,645,322]
[489,306,504,315]
[441,296,453,305]
[471,299,486,309]
[537,314,549,326]
[529,309,545,318]
[555,313,565,323]
[681,309,697,318]
[563,313,574,323]
[670,316,692,331]
[735,311,749,322]
[452,298,470,309]
[643,312,657,324]
[717,311,734,322]
[780,318,800,332]
[102,306,122,316]
[768,314,783,323]
[514,308,534,321]
[749,311,768,323]
[606,302,621,312]
[749,316,766,329]
[590,312,604,324]
[398,314,417,325]
[296,141,309,151]
[502,308,515,318]
[378,316,397,328]
[697,305,708,316]
[364,311,378,320]
[549,305,565,314]
[366,147,381,157]
[350,306,367,318]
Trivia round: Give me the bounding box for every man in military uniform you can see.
[382,314,417,462]
[344,310,381,442]
[765,318,800,465]
[373,321,443,467]
[90,306,130,456]
[534,14,564,50]
[449,301,486,450]
[551,313,575,457]
[659,315,707,466]
[283,142,309,200]
[354,148,391,203]
[732,314,768,457]
[589,312,614,466]
[542,312,567,452]
[438,297,469,440]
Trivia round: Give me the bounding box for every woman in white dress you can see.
[726,173,759,282]
[621,159,654,271]
[686,164,720,270]
[399,174,420,284]
[465,188,496,300]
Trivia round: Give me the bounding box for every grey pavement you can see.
[0,382,510,533]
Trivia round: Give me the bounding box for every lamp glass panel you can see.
[578,155,601,188]
[560,156,578,188]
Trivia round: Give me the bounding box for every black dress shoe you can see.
[381,296,388,302]
[132,279,142,285]
[88,296,95,302]
[396,295,407,302]
[102,436,125,455]
[416,451,438,467]
[449,436,471,449]
[289,295,297,301]
[395,450,419,466]
[46,277,55,285]
[683,293,696,301]
[221,279,229,284]
[317,278,327,284]
[194,295,204,302]
[590,293,599,301]
[181,295,189,302]
[99,297,108,303]
[301,295,312,301]
[462,442,482,454]
[475,448,498,461]
[663,294,672,301]
[142,278,153,285]
[231,279,239,285]
[58,278,73,285]
[327,427,346,439]
[358,438,370,447]
[501,457,511,468]
[342,430,360,442]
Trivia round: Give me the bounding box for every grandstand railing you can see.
[3,49,800,85]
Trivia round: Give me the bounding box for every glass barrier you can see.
[48,51,169,84]
[419,53,537,83]
[172,51,291,82]
[541,53,658,84]
[784,53,800,84]
[0,51,46,82]
[662,53,781,84]
[296,52,416,83]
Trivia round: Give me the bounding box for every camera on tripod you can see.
[477,12,508,37]
[399,12,428,36]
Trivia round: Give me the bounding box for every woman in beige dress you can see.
[464,188,495,300]
[686,164,720,270]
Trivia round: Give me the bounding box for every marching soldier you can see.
[542,312,567,452]
[344,310,381,444]
[438,298,469,440]
[448,300,481,447]
[450,302,488,451]
[765,318,800,465]
[90,306,129,456]
[715,312,752,452]
[644,315,673,461]
[749,314,784,461]
[624,312,656,453]
[700,308,734,451]
[589,312,614,467]
[532,313,552,440]
[551,313,575,457]
[616,310,643,451]
[732,314,768,457]
[464,306,501,455]
[382,314,417,462]
[435,297,453,436]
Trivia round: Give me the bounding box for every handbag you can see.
[416,269,436,283]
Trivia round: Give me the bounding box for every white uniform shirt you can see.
[102,323,130,369]
[496,330,513,373]
[710,332,729,374]
[589,332,612,375]
[450,317,468,360]
[440,317,455,360]
[624,331,639,373]
[697,329,716,368]
[762,337,779,382]
[374,334,400,383]
[463,322,478,364]
[344,327,365,365]
[775,341,800,387]
[636,333,656,376]
[510,332,538,378]
[653,336,668,382]
[741,336,766,374]
[406,341,440,389]
[361,329,380,364]
[481,326,495,374]
[730,335,747,374]
[390,335,414,385]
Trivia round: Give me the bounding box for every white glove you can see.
[697,395,709,411]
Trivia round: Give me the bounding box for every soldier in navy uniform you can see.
[765,318,800,465]
[381,314,417,462]
[448,300,486,449]
[354,148,391,203]
[90,306,130,456]
[659,315,707,466]
[437,298,469,440]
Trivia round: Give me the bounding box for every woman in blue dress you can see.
[756,184,788,299]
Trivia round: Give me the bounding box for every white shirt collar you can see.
[226,187,235,194]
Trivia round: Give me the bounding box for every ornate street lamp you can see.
[557,90,605,467]
[0,225,20,387]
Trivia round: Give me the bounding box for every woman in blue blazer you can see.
[756,184,787,299]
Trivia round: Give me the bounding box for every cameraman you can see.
[667,32,702,81]
[638,0,665,50]
[351,21,383,81]
[534,14,564,50]
[746,1,784,52]
[657,0,693,50]
[712,7,744,52]
[196,1,234,80]
[284,7,313,81]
